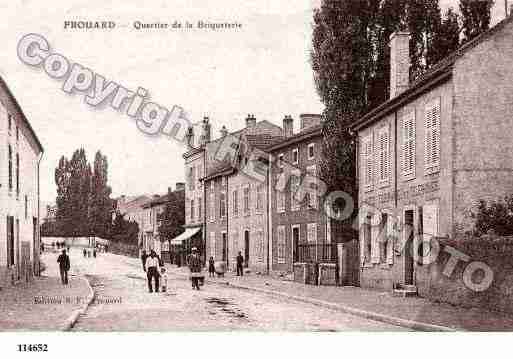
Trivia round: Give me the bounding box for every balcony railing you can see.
[297,243,337,263]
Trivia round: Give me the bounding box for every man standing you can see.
[236,251,244,276]
[187,247,203,290]
[141,250,148,272]
[57,249,70,285]
[146,250,160,293]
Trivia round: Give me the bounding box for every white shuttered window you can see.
[377,127,390,182]
[402,111,416,177]
[424,98,441,170]
[362,136,373,189]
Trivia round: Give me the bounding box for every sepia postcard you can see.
[1,0,513,357]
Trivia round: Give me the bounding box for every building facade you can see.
[352,17,513,291]
[0,76,44,287]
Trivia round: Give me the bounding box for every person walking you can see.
[208,256,215,277]
[141,250,148,272]
[83,248,87,258]
[146,250,160,293]
[187,247,203,290]
[160,267,168,293]
[57,249,70,285]
[236,251,244,276]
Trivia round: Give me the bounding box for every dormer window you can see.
[292,148,299,165]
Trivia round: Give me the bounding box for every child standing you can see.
[208,256,215,277]
[160,267,168,292]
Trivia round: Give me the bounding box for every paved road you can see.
[68,249,407,331]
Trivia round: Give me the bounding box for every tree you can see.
[55,156,72,236]
[111,213,139,245]
[429,8,461,65]
[158,190,185,245]
[460,0,494,43]
[90,151,112,238]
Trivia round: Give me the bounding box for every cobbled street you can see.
[49,250,407,331]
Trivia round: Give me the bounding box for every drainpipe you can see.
[394,111,398,209]
[267,153,272,275]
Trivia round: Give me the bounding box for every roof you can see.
[0,75,44,154]
[143,189,185,208]
[352,14,513,132]
[266,124,322,151]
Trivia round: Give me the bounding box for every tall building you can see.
[0,75,44,287]
[352,16,513,291]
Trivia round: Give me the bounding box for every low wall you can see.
[108,242,139,258]
[417,236,513,314]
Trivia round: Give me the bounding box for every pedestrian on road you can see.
[208,256,215,277]
[141,250,148,272]
[83,248,87,258]
[57,249,70,285]
[187,247,203,290]
[236,251,244,276]
[160,267,168,293]
[146,250,160,293]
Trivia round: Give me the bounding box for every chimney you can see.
[283,115,293,137]
[175,182,185,191]
[220,125,228,138]
[299,114,322,131]
[200,116,211,145]
[185,127,194,148]
[245,114,256,128]
[389,31,410,99]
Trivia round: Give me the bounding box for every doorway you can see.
[244,230,249,267]
[7,216,14,267]
[222,232,228,263]
[292,225,300,263]
[404,210,414,285]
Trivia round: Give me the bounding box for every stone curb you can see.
[61,275,95,332]
[170,271,459,332]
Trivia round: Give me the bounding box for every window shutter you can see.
[425,98,440,169]
[402,112,416,176]
[371,213,380,264]
[432,100,440,166]
[424,105,433,169]
[386,214,395,264]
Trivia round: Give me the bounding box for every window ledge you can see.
[424,165,440,176]
[402,173,416,182]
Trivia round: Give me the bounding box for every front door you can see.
[244,230,249,267]
[292,226,300,263]
[222,232,227,263]
[404,210,414,285]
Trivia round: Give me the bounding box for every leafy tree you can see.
[460,0,494,43]
[55,156,72,236]
[90,151,112,238]
[111,213,139,245]
[474,195,513,236]
[158,190,185,245]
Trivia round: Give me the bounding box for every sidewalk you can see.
[0,251,92,331]
[165,264,513,331]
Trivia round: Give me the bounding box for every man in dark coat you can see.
[57,249,70,285]
[236,251,244,276]
[141,250,148,272]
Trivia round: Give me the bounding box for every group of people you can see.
[83,248,97,258]
[141,247,205,292]
[207,251,245,277]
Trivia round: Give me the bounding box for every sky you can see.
[0,0,507,204]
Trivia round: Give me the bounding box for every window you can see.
[256,230,264,262]
[243,186,250,215]
[425,98,441,171]
[8,144,12,191]
[308,143,315,160]
[8,114,12,133]
[277,225,286,264]
[232,189,238,216]
[306,165,318,209]
[220,191,226,218]
[377,127,390,182]
[290,171,301,211]
[362,136,373,189]
[16,126,19,142]
[190,200,195,220]
[16,153,19,197]
[402,111,416,177]
[307,223,317,243]
[277,153,284,168]
[210,232,216,258]
[188,167,194,190]
[209,192,215,221]
[277,187,285,213]
[210,181,214,191]
[292,148,299,164]
[256,185,264,212]
[198,197,202,220]
[25,195,28,220]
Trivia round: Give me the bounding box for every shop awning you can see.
[170,227,201,245]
